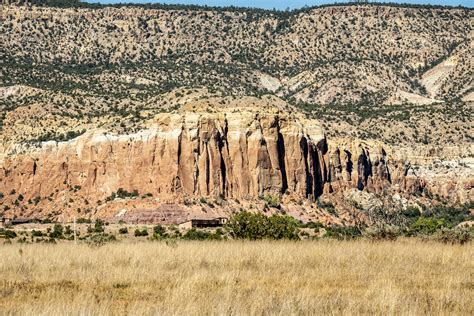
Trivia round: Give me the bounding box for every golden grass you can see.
[0,239,472,315]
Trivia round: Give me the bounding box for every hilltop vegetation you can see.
[1,3,472,103]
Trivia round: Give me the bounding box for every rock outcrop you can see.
[0,105,328,217]
[326,138,473,203]
[0,105,472,221]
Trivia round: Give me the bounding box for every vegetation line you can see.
[16,0,474,13]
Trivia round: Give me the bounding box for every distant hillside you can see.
[1,3,472,105]
[0,2,472,146]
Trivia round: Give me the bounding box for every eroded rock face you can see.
[0,106,472,221]
[326,139,473,203]
[327,144,391,193]
[0,106,329,217]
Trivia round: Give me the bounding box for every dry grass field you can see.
[0,240,472,315]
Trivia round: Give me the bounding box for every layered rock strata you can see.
[0,107,328,214]
[0,106,472,220]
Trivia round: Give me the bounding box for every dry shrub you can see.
[431,228,472,245]
[363,224,401,241]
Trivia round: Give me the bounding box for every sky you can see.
[93,0,473,10]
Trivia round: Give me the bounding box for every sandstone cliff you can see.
[1,103,472,223]
[0,105,326,219]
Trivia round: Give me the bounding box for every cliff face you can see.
[0,106,328,216]
[0,105,472,221]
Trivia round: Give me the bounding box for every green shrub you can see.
[118,227,128,234]
[49,224,64,239]
[183,228,211,240]
[410,217,447,235]
[324,226,362,240]
[423,205,471,226]
[88,233,116,246]
[4,230,17,239]
[88,219,105,233]
[77,218,92,224]
[226,212,268,240]
[153,225,166,236]
[226,211,300,240]
[64,226,73,235]
[182,228,223,240]
[266,215,300,240]
[31,230,44,237]
[134,228,149,237]
[301,221,324,229]
[106,188,139,202]
[261,195,281,208]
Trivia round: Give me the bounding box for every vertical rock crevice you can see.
[300,137,313,197]
[218,131,227,197]
[276,130,288,194]
[310,145,323,198]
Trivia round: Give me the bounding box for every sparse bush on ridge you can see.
[106,188,139,202]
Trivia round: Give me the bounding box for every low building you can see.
[11,218,30,225]
[179,217,228,229]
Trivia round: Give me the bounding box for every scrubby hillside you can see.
[1,2,472,107]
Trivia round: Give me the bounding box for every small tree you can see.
[4,230,17,239]
[226,211,269,240]
[49,224,64,239]
[153,224,166,236]
[93,219,105,233]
